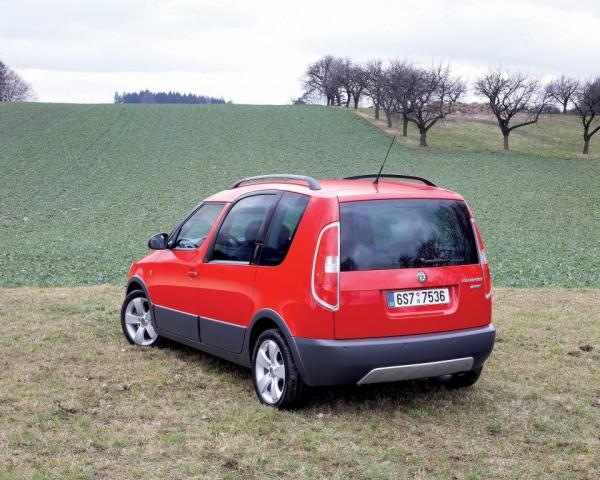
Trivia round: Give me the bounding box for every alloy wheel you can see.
[124,296,158,346]
[254,339,286,404]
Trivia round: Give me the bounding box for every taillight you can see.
[311,222,340,310]
[471,218,492,299]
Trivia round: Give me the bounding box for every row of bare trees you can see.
[301,56,600,154]
[0,60,34,102]
[303,56,465,147]
[475,73,600,154]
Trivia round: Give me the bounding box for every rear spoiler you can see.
[343,174,437,187]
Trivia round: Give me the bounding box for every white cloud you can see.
[2,0,599,104]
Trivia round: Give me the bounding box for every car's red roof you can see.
[204,178,463,203]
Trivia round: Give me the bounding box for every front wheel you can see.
[121,290,160,346]
[252,329,303,408]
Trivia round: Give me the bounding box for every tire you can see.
[252,329,304,408]
[439,366,483,389]
[120,290,161,347]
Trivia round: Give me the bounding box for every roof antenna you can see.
[374,135,396,185]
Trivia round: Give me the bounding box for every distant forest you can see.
[114,90,230,104]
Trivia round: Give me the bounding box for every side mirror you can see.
[148,233,169,250]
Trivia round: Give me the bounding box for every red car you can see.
[121,174,494,408]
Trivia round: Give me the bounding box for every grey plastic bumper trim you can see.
[357,357,474,385]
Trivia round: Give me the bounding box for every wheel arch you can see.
[244,309,307,379]
[126,276,151,300]
[248,317,280,358]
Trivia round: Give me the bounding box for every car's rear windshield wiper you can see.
[419,257,465,264]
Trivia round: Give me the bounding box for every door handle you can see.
[188,270,198,278]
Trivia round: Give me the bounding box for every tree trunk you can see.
[419,128,427,147]
[336,95,341,106]
[583,135,590,154]
[384,110,392,128]
[562,101,568,114]
[374,103,380,120]
[353,95,359,109]
[345,95,351,108]
[402,114,408,137]
[503,132,509,151]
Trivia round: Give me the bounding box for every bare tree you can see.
[572,77,600,154]
[0,61,34,102]
[0,62,7,100]
[398,64,465,147]
[303,55,345,106]
[303,56,332,104]
[378,76,396,128]
[364,60,386,120]
[348,64,368,109]
[334,60,367,109]
[363,59,412,129]
[339,58,353,108]
[388,60,415,137]
[474,69,548,151]
[547,75,579,114]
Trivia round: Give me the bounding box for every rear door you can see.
[335,198,490,339]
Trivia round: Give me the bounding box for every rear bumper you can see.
[290,324,495,386]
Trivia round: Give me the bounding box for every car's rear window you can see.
[340,199,479,271]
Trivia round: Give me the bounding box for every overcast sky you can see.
[2,0,600,104]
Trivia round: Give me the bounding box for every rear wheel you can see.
[252,329,303,408]
[121,290,160,346]
[439,366,483,389]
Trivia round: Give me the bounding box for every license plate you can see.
[387,288,450,308]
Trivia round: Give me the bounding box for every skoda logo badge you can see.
[417,271,427,283]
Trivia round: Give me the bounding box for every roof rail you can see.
[228,174,322,191]
[343,174,438,187]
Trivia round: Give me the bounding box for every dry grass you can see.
[356,108,600,160]
[1,286,599,479]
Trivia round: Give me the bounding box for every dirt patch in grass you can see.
[1,286,599,478]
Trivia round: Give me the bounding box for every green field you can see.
[1,102,599,287]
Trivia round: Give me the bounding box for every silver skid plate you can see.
[357,357,474,385]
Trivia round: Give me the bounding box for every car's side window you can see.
[258,192,309,266]
[174,203,224,250]
[210,194,277,263]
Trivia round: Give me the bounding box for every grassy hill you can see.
[1,102,599,287]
